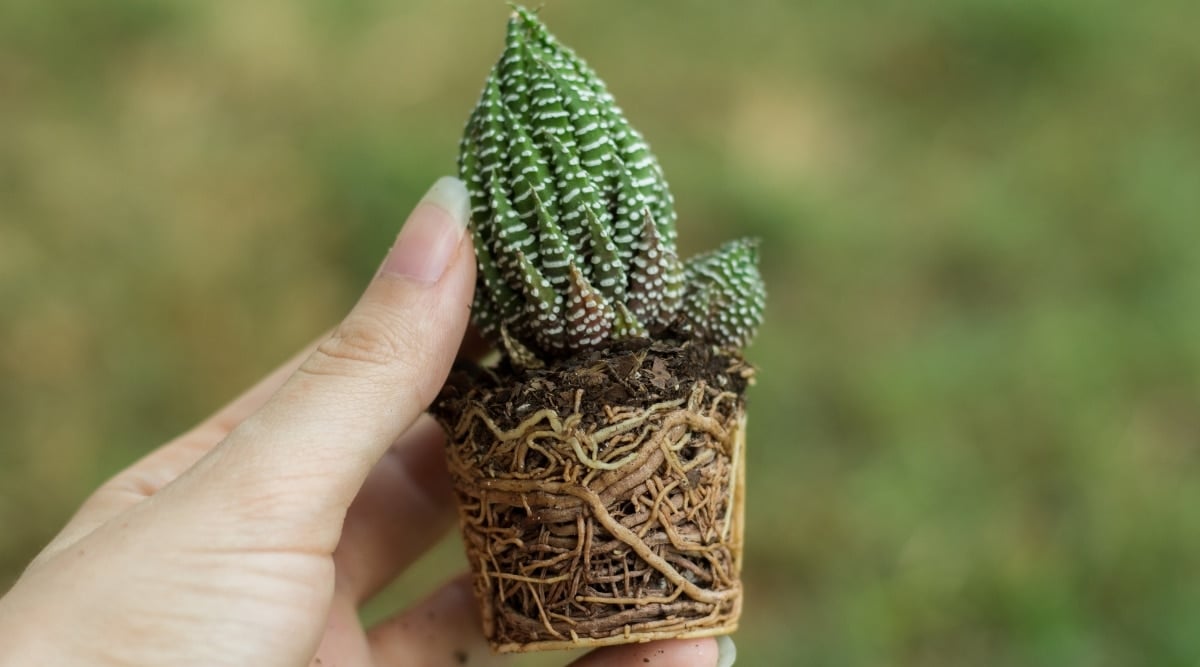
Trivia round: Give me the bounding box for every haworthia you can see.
[460,7,765,363]
[676,238,767,350]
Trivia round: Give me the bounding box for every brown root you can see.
[434,341,751,652]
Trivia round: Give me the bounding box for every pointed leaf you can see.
[564,263,615,350]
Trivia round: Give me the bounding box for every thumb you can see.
[169,176,475,546]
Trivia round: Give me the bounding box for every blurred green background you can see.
[3,0,1199,664]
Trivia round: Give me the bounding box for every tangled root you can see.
[434,341,751,652]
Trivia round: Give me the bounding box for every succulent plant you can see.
[438,9,759,649]
[460,6,765,364]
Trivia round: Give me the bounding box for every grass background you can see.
[3,0,1199,664]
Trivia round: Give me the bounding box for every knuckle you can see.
[306,309,416,375]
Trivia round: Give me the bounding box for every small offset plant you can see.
[434,6,765,653]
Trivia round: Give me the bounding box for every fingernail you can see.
[381,176,470,282]
[716,635,737,667]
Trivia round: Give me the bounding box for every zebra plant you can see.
[435,7,763,651]
[460,6,765,366]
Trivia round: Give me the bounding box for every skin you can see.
[0,177,717,667]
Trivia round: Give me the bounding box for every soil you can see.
[437,338,752,431]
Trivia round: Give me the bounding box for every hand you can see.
[0,177,720,667]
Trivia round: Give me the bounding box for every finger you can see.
[69,319,487,537]
[332,415,457,604]
[112,322,484,510]
[310,594,374,667]
[108,338,323,496]
[368,574,514,667]
[203,335,332,440]
[40,338,326,559]
[166,176,475,552]
[367,576,721,667]
[567,637,720,667]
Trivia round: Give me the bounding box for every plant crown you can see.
[460,6,765,364]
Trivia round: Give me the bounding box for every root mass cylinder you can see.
[434,341,751,652]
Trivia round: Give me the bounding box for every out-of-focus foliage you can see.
[2,1,1199,665]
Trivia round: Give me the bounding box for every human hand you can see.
[0,177,721,667]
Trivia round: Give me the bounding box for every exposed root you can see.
[434,341,751,651]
